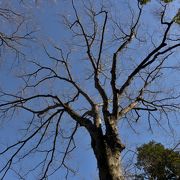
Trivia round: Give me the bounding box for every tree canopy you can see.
[135,141,180,179]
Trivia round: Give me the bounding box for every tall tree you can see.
[0,0,180,179]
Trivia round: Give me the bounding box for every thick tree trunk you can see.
[91,126,125,180]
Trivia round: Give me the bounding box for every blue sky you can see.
[0,0,180,179]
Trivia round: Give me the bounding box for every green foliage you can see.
[162,0,173,3]
[139,0,173,5]
[136,141,180,180]
[139,0,151,5]
[174,9,180,25]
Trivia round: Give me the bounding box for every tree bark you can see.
[91,126,125,180]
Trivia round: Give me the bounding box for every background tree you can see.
[0,0,180,179]
[135,141,180,180]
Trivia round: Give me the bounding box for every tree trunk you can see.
[91,127,125,180]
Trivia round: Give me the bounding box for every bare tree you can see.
[0,0,35,63]
[0,0,180,179]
